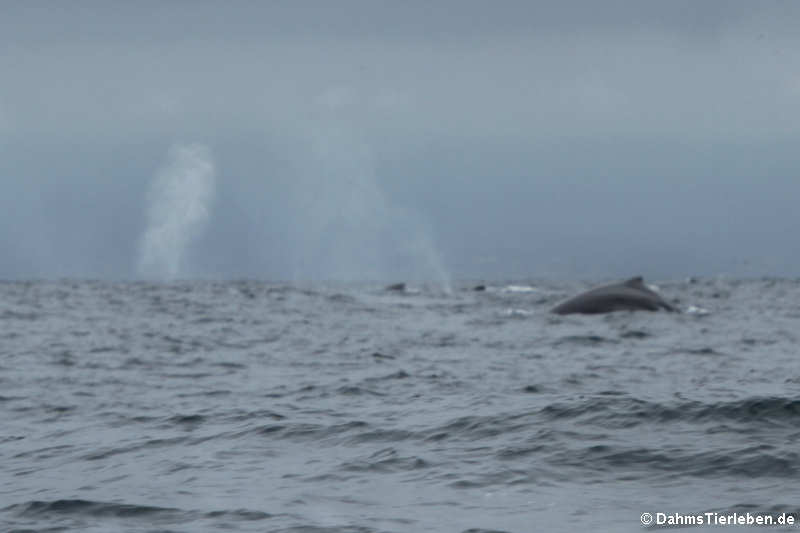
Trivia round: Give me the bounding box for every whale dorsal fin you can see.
[622,276,646,289]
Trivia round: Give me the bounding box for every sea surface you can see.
[1,278,799,533]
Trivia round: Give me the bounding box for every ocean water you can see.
[1,278,799,533]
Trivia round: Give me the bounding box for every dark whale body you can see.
[551,276,677,315]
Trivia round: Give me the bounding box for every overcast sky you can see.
[2,1,799,281]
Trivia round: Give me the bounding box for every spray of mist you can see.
[288,120,451,291]
[137,144,215,279]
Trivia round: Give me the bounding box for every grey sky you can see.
[1,1,799,280]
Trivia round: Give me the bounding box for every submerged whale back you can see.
[551,277,676,315]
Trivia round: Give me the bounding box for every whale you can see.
[551,276,677,315]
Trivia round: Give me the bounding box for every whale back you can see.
[622,276,646,289]
[551,276,676,315]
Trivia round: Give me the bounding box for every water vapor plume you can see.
[137,144,215,279]
[288,120,451,291]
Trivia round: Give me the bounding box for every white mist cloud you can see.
[286,115,450,288]
[138,144,215,279]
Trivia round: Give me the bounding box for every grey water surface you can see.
[1,279,799,532]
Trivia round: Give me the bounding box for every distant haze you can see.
[1,1,799,281]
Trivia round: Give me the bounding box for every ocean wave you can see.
[541,395,800,427]
[549,444,799,480]
[5,499,183,519]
